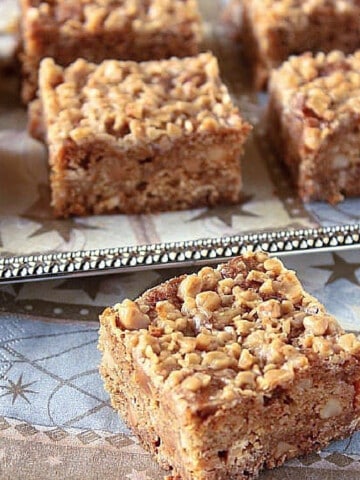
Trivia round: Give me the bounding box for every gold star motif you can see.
[21,184,100,242]
[0,374,37,404]
[313,253,360,286]
[188,193,257,227]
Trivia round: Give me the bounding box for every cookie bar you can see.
[238,0,360,89]
[268,50,360,203]
[19,0,202,102]
[32,53,251,217]
[99,251,360,480]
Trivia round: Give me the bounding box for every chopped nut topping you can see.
[234,319,254,336]
[181,373,211,392]
[311,337,334,358]
[195,291,221,312]
[39,53,249,152]
[156,300,181,320]
[238,349,255,370]
[195,333,218,352]
[263,257,284,275]
[108,252,358,400]
[303,315,328,336]
[270,50,360,152]
[273,271,304,304]
[178,275,203,300]
[234,371,256,389]
[198,266,221,290]
[115,299,150,330]
[338,333,360,355]
[257,299,281,320]
[202,351,236,370]
[257,369,294,391]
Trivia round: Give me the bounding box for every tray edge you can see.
[1,223,359,283]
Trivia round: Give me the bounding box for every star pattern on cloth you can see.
[188,193,257,227]
[55,275,122,301]
[126,469,152,480]
[312,253,360,286]
[0,374,37,405]
[55,277,105,301]
[21,184,100,242]
[11,284,23,296]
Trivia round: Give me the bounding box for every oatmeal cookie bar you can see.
[268,50,360,203]
[20,0,202,103]
[32,53,251,217]
[233,0,360,89]
[99,251,360,480]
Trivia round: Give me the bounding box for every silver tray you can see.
[0,0,359,283]
[1,224,359,283]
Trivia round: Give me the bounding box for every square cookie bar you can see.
[99,251,360,480]
[268,50,360,203]
[33,53,251,217]
[240,0,360,89]
[20,0,202,102]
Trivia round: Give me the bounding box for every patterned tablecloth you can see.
[1,249,360,479]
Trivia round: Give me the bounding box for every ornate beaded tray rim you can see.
[1,224,359,283]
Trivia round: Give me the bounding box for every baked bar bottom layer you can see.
[48,134,245,217]
[267,96,360,203]
[99,322,360,480]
